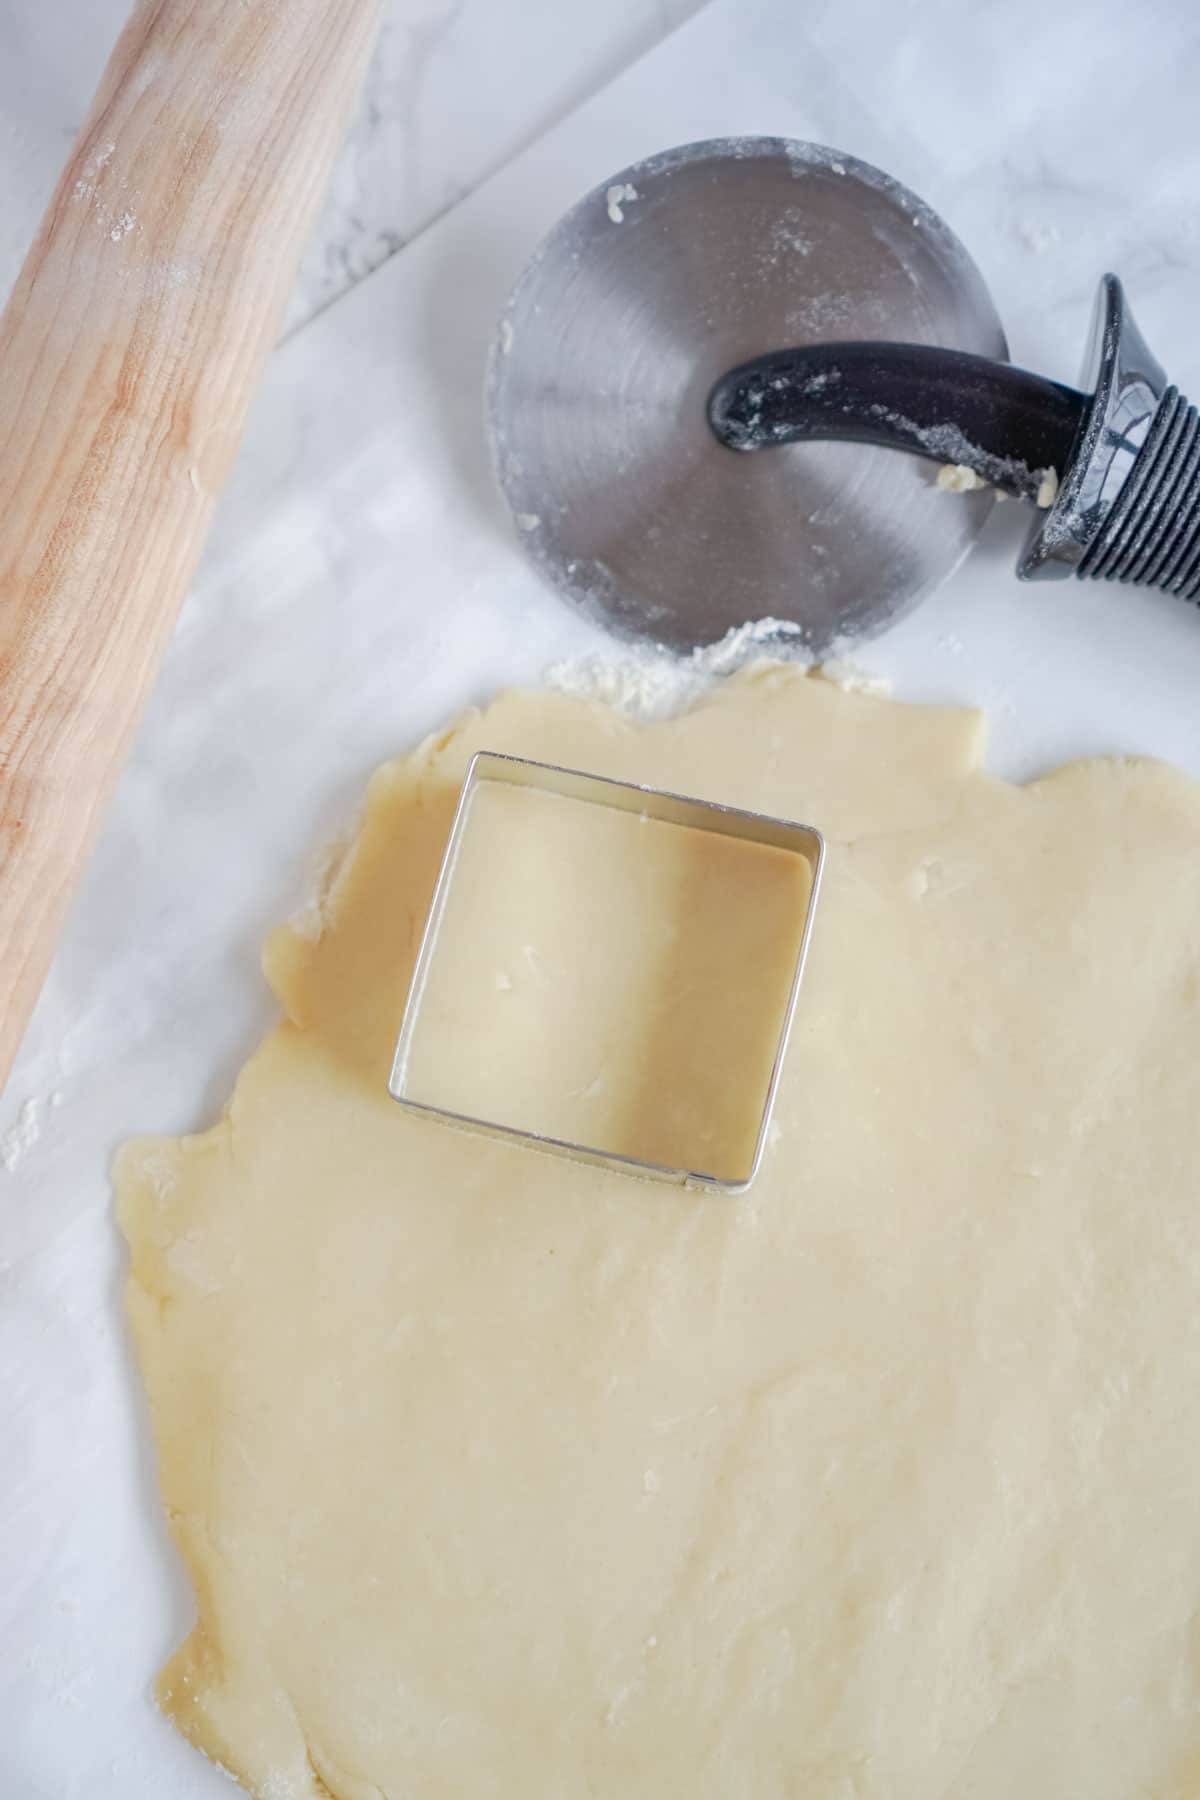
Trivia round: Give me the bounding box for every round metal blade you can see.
[487,137,1007,651]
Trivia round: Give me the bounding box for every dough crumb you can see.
[936,462,989,493]
[606,183,639,224]
[497,318,514,355]
[516,512,541,532]
[818,658,892,696]
[1036,467,1059,509]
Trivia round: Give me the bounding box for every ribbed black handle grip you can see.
[1077,387,1200,599]
[707,275,1200,605]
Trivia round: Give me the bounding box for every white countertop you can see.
[0,0,702,332]
[4,2,1200,1795]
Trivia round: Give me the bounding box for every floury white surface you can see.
[4,1,1200,1794]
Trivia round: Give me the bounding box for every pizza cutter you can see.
[487,136,1197,651]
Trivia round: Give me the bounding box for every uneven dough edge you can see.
[114,667,1200,1800]
[116,669,987,1798]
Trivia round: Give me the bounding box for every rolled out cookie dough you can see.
[117,668,1200,1800]
[399,777,815,1182]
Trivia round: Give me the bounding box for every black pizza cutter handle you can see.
[708,274,1200,598]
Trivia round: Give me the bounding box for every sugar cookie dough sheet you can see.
[399,778,815,1182]
[116,668,1200,1800]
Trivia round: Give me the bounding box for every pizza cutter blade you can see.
[491,138,1199,652]
[486,136,1007,652]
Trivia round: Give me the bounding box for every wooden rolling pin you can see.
[0,0,380,1092]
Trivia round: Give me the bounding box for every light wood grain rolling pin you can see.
[0,0,380,1092]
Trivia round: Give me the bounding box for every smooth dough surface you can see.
[402,779,814,1181]
[117,668,1200,1800]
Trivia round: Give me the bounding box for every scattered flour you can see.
[771,218,812,257]
[696,617,810,676]
[545,617,814,720]
[149,255,199,295]
[818,657,893,696]
[545,618,897,719]
[605,183,639,225]
[1,1098,42,1173]
[72,140,115,201]
[138,1154,178,1203]
[258,1775,302,1800]
[1018,220,1061,255]
[288,828,359,944]
[69,140,146,248]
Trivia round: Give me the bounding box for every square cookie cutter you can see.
[388,750,824,1193]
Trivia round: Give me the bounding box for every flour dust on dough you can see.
[116,668,1200,1800]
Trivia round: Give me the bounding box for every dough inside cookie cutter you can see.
[388,750,824,1191]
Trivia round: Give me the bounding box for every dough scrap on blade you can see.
[115,667,1200,1800]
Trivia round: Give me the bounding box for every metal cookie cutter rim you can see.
[388,749,825,1193]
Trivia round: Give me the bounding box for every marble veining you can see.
[3,3,1200,1797]
[0,0,706,332]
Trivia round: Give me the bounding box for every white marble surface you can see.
[4,1,1200,1795]
[0,0,703,333]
